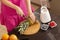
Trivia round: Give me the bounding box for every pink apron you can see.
[0,0,34,32]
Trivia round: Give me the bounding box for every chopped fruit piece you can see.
[48,21,57,28]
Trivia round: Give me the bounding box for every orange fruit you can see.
[9,34,18,40]
[2,34,9,40]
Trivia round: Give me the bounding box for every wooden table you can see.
[10,8,60,40]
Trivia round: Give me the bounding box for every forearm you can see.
[1,0,19,10]
[25,0,32,13]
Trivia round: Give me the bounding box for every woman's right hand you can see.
[16,7,24,16]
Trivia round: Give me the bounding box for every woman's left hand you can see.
[29,12,36,23]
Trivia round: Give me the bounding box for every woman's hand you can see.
[16,7,24,16]
[29,12,36,23]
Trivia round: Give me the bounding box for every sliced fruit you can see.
[2,34,9,40]
[9,34,18,40]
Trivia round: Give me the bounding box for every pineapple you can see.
[15,18,33,34]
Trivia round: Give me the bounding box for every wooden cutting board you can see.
[21,20,40,35]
